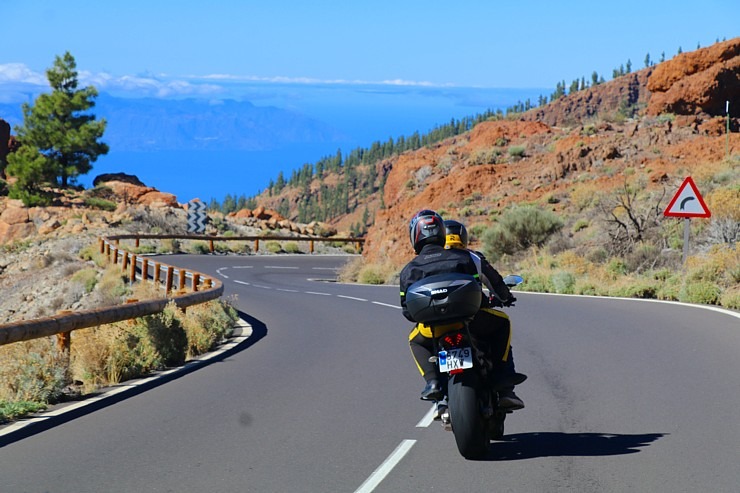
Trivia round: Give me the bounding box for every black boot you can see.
[498,388,525,410]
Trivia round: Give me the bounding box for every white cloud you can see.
[0,63,47,85]
[0,63,454,102]
[195,73,452,88]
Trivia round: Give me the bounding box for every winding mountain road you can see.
[1,254,739,492]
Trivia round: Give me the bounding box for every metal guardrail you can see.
[110,233,365,254]
[0,233,364,348]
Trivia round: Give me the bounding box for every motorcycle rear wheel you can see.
[448,372,489,459]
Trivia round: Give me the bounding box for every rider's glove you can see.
[489,295,503,308]
[502,296,517,307]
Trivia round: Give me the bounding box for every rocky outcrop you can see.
[521,70,653,127]
[93,172,146,187]
[92,174,179,208]
[646,37,740,116]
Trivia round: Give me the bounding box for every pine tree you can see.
[591,71,600,86]
[9,52,108,193]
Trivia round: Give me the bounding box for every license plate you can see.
[438,347,473,373]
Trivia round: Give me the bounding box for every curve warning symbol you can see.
[664,177,711,218]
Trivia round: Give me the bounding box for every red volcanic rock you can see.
[646,38,740,116]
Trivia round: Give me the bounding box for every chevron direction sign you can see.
[187,199,208,234]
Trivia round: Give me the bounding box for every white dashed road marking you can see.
[354,439,417,493]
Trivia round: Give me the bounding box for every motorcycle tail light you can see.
[441,332,465,348]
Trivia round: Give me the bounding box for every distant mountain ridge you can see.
[0,93,349,152]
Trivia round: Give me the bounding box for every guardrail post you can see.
[193,273,200,292]
[209,240,214,253]
[56,310,73,353]
[122,251,128,271]
[99,238,105,254]
[154,262,161,285]
[141,258,149,282]
[254,239,259,252]
[166,266,174,293]
[310,240,315,253]
[135,237,140,248]
[57,331,71,353]
[178,269,186,292]
[112,247,118,265]
[129,255,137,282]
[105,242,110,259]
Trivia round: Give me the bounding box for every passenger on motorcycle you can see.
[400,210,525,412]
[441,219,525,410]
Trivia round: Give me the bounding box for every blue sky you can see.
[2,0,737,99]
[1,1,737,202]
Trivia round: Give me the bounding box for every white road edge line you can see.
[521,291,740,319]
[354,439,416,493]
[337,295,368,302]
[234,280,250,285]
[372,301,401,309]
[416,404,437,428]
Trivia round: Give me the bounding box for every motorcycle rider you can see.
[442,219,525,410]
[401,210,524,411]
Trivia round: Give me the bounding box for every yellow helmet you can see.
[444,220,468,249]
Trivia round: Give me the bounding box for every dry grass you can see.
[1,289,239,422]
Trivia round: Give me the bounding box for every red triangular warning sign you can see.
[664,176,711,218]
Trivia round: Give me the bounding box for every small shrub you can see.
[265,241,283,253]
[572,219,589,233]
[470,147,501,165]
[84,197,117,212]
[517,271,553,293]
[79,243,108,268]
[720,286,740,310]
[0,400,47,423]
[190,241,211,254]
[0,339,68,404]
[679,281,721,305]
[132,245,157,255]
[284,242,302,254]
[482,205,564,260]
[551,271,576,294]
[96,266,130,306]
[358,265,387,284]
[338,257,364,282]
[606,258,627,278]
[71,268,99,293]
[158,238,181,254]
[508,145,526,158]
[180,300,237,358]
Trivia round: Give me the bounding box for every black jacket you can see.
[399,243,480,322]
[470,249,513,302]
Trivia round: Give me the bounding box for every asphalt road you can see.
[1,254,739,493]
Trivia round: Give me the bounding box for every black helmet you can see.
[444,219,468,249]
[409,209,445,253]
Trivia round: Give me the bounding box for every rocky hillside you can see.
[1,38,738,321]
[248,38,739,268]
[0,175,340,324]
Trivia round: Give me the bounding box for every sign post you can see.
[663,176,711,264]
[187,199,208,234]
